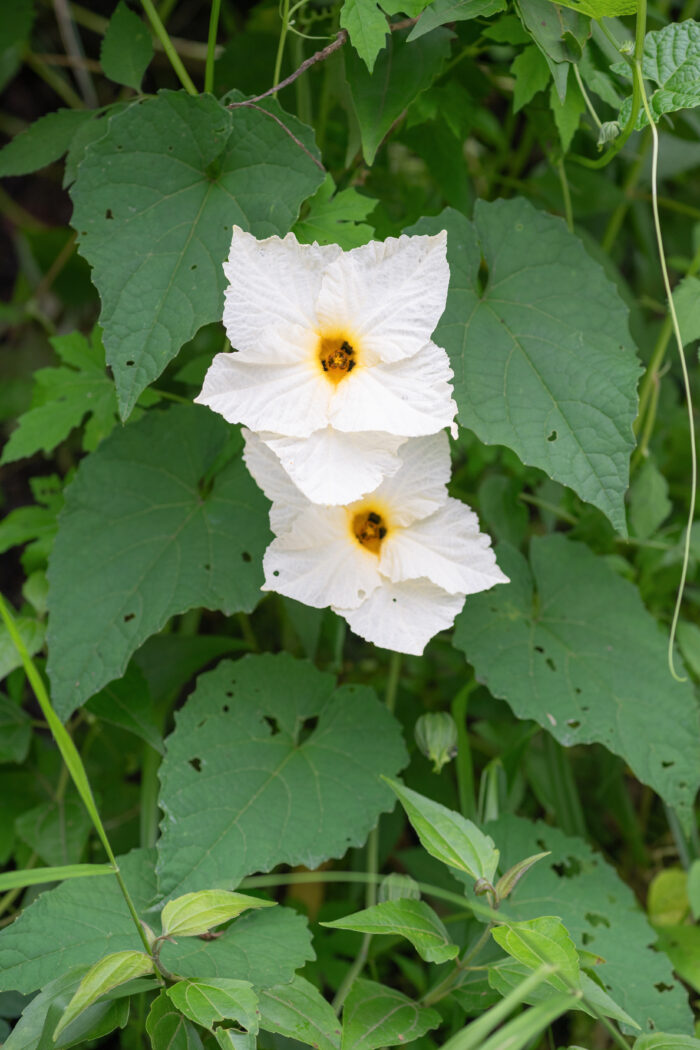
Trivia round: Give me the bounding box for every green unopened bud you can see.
[379,873,421,903]
[415,712,458,773]
[597,121,621,148]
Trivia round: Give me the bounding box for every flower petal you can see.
[335,579,465,655]
[242,429,309,536]
[316,232,449,363]
[195,327,331,438]
[263,507,381,609]
[379,498,509,595]
[260,427,406,506]
[372,433,451,526]
[222,227,341,352]
[330,341,457,437]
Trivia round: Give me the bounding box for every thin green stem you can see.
[204,0,221,94]
[140,0,197,95]
[452,682,477,821]
[631,365,661,469]
[272,0,290,94]
[573,64,602,130]
[556,159,574,233]
[637,62,696,682]
[0,854,38,918]
[0,593,153,957]
[518,492,578,525]
[331,653,402,1012]
[239,870,500,921]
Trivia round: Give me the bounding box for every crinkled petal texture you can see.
[195,326,330,438]
[246,430,509,655]
[315,232,450,364]
[379,499,510,595]
[330,342,457,438]
[222,227,341,352]
[334,580,467,656]
[376,432,451,526]
[242,428,309,536]
[259,427,406,506]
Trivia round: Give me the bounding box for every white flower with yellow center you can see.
[243,429,509,655]
[195,227,457,505]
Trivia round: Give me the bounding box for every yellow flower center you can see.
[318,334,357,385]
[352,509,388,555]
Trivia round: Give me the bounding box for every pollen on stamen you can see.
[318,334,358,385]
[352,509,388,555]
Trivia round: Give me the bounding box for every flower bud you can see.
[414,712,458,773]
[597,121,621,148]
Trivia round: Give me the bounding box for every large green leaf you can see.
[0,848,312,995]
[488,815,694,1034]
[341,980,439,1050]
[70,90,324,417]
[258,976,340,1050]
[345,27,451,164]
[454,535,700,828]
[619,21,700,129]
[411,202,640,533]
[156,653,407,899]
[46,404,270,718]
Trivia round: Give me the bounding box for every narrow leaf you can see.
[0,863,115,892]
[161,890,275,938]
[54,950,154,1039]
[384,779,499,884]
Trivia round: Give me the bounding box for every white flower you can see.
[195,227,457,505]
[243,429,509,656]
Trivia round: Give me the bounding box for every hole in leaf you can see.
[189,757,202,772]
[581,932,592,945]
[545,656,556,671]
[536,838,547,851]
[191,264,197,271]
[222,704,229,713]
[297,715,318,746]
[566,719,580,729]
[226,691,233,698]
[654,983,673,993]
[242,551,251,563]
[534,645,544,653]
[584,911,610,928]
[264,715,280,736]
[661,760,674,768]
[574,687,581,694]
[552,856,582,878]
[547,430,557,442]
[105,209,114,220]
[126,360,135,366]
[477,257,489,296]
[123,613,135,622]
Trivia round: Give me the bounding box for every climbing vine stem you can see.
[635,58,697,682]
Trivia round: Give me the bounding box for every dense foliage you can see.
[1,0,700,1047]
